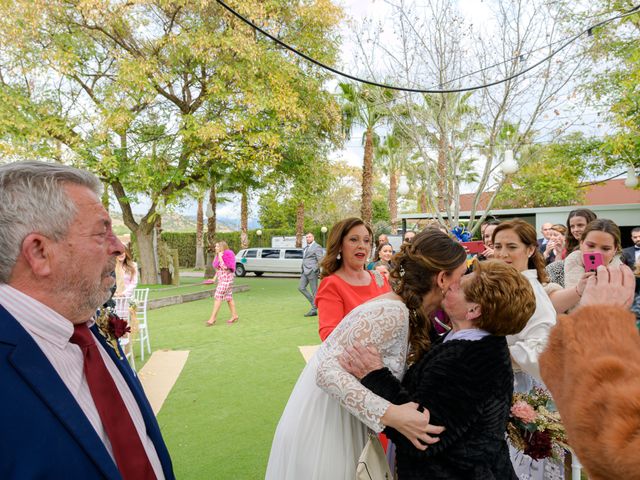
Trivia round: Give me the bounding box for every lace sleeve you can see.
[315,300,409,432]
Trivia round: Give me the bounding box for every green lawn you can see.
[139,276,318,479]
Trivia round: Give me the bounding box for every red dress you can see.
[315,271,391,341]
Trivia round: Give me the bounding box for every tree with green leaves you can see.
[374,129,411,233]
[0,0,343,283]
[494,133,604,208]
[338,82,394,226]
[579,1,640,176]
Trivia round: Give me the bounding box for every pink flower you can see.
[511,400,537,423]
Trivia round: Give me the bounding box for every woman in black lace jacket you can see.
[341,260,536,479]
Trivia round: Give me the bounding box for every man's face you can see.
[403,231,416,243]
[306,233,314,245]
[50,185,124,319]
[541,223,553,240]
[632,231,640,247]
[378,234,388,246]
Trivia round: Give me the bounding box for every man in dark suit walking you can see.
[0,161,174,479]
[622,227,640,268]
[299,232,324,317]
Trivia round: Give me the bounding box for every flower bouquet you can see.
[96,306,131,359]
[507,387,568,460]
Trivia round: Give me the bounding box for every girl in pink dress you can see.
[206,241,239,326]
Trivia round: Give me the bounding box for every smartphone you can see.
[583,252,604,272]
[461,241,486,254]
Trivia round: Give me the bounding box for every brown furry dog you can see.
[540,305,640,480]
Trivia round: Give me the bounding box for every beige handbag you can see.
[356,433,392,480]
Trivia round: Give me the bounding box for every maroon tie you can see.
[70,323,156,480]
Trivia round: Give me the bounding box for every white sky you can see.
[130,0,613,218]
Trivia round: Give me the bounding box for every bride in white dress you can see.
[265,229,469,480]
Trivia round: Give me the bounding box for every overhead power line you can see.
[215,0,640,94]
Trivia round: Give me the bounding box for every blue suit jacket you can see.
[0,305,175,479]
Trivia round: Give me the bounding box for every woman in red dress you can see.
[315,218,391,341]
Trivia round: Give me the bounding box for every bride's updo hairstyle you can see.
[391,229,467,363]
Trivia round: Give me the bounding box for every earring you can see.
[337,252,341,260]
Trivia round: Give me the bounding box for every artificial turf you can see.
[143,275,319,479]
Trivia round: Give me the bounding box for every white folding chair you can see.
[132,288,151,361]
[114,296,135,368]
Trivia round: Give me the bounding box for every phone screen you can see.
[583,252,604,272]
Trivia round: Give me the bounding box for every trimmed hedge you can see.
[162,227,329,268]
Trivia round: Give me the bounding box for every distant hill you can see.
[109,211,237,235]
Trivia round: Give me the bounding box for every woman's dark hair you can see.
[373,243,393,262]
[580,218,622,253]
[391,229,467,363]
[565,209,597,253]
[492,219,549,283]
[320,218,373,279]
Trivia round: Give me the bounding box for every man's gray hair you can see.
[0,161,102,282]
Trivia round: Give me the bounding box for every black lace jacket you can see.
[361,334,518,480]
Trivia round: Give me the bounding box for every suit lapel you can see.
[92,326,174,479]
[0,306,121,480]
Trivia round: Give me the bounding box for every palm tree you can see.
[375,129,410,233]
[338,82,393,226]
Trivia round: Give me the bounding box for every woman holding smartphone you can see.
[564,219,624,289]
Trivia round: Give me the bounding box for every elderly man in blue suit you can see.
[0,162,174,479]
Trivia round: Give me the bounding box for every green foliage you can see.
[0,0,344,280]
[494,134,602,208]
[372,198,391,223]
[258,192,300,229]
[579,1,640,171]
[163,226,331,267]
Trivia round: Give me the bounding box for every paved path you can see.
[299,345,320,363]
[138,350,190,415]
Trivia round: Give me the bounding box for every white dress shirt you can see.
[0,284,165,479]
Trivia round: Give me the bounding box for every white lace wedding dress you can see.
[265,297,409,480]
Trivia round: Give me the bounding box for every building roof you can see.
[457,178,640,211]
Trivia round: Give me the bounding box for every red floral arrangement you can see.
[507,387,568,460]
[96,307,130,359]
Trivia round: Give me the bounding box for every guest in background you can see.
[492,220,556,383]
[479,220,500,260]
[564,208,597,255]
[537,223,553,253]
[377,233,390,249]
[403,230,416,244]
[368,242,394,271]
[298,232,324,318]
[373,262,391,281]
[564,219,623,290]
[542,224,567,264]
[491,219,561,478]
[115,248,138,297]
[206,240,238,326]
[632,259,640,325]
[622,226,640,268]
[315,218,390,341]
